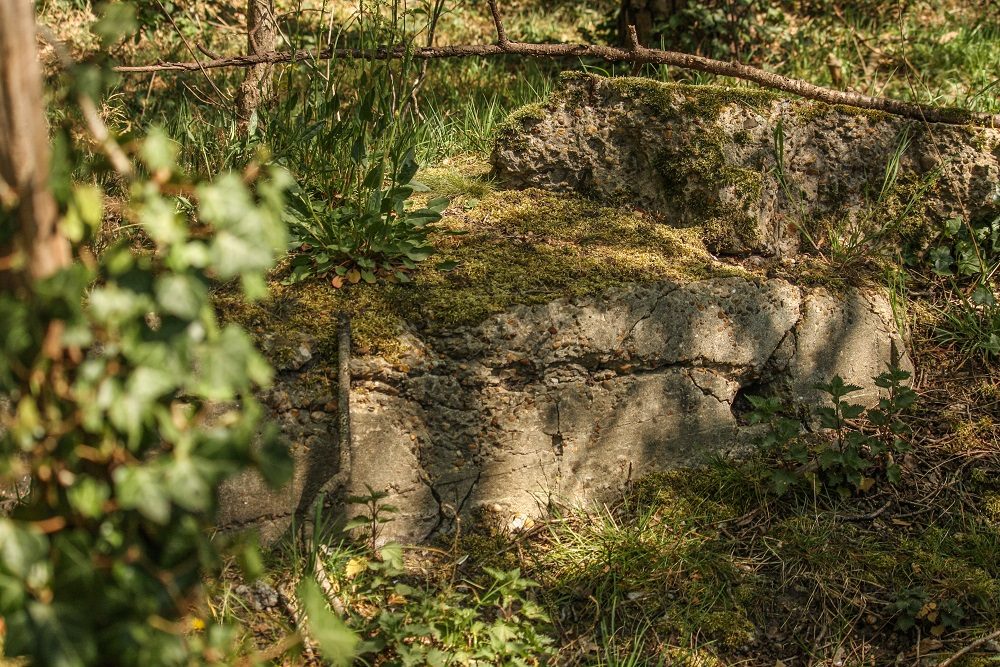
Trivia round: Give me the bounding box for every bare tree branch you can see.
[112,5,1000,128]
[486,0,510,48]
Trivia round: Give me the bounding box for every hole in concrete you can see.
[551,432,564,457]
[731,380,769,425]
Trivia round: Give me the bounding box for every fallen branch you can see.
[111,0,999,128]
[936,628,1000,667]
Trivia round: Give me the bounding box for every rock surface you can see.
[214,74,966,543]
[492,73,1000,255]
[341,277,906,542]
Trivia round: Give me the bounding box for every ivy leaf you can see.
[164,458,214,512]
[971,284,996,306]
[155,274,207,319]
[139,128,179,174]
[5,601,97,667]
[114,466,171,524]
[0,520,48,580]
[193,326,273,400]
[297,578,357,665]
[92,2,137,48]
[67,479,110,519]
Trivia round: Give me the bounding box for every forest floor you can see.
[28,1,1000,665]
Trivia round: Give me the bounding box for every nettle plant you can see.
[749,358,917,497]
[0,132,293,665]
[928,213,1000,359]
[324,492,554,666]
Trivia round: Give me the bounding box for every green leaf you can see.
[67,479,110,519]
[929,246,954,276]
[886,463,902,484]
[61,185,104,243]
[0,520,48,580]
[6,601,97,667]
[193,326,272,400]
[397,149,419,186]
[298,578,357,665]
[379,543,405,575]
[140,129,179,174]
[92,2,137,47]
[971,284,996,306]
[155,273,207,319]
[114,466,171,524]
[770,469,799,495]
[164,458,213,512]
[435,260,459,272]
[405,248,433,262]
[138,192,185,245]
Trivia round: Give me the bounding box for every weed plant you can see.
[749,356,916,497]
[928,214,1000,360]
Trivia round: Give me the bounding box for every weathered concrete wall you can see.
[492,72,1000,255]
[217,276,908,544]
[342,278,906,543]
[215,73,1000,544]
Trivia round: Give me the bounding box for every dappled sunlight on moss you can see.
[218,186,744,360]
[487,455,1000,663]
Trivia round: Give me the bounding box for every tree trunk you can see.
[235,0,277,127]
[0,0,71,283]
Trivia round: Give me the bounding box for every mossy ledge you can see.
[493,72,1000,261]
[217,186,743,362]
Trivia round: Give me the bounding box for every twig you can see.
[113,40,1000,128]
[626,25,641,51]
[195,43,221,59]
[153,0,228,105]
[936,628,1000,667]
[486,0,509,48]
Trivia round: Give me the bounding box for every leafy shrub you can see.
[0,131,293,665]
[312,493,554,666]
[750,357,916,497]
[929,214,1000,359]
[892,587,966,636]
[284,152,450,286]
[268,1,451,286]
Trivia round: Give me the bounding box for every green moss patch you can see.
[489,456,1000,664]
[219,187,738,361]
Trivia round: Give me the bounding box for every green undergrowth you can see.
[454,457,1000,665]
[218,180,738,361]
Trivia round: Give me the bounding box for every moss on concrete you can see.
[219,186,742,362]
[492,102,548,153]
[653,125,767,252]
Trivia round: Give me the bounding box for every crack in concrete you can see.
[421,468,483,541]
[551,398,564,458]
[759,294,805,376]
[419,473,447,540]
[684,369,731,404]
[614,286,678,352]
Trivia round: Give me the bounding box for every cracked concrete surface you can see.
[345,277,908,542]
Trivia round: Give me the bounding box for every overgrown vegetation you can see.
[2,0,998,665]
